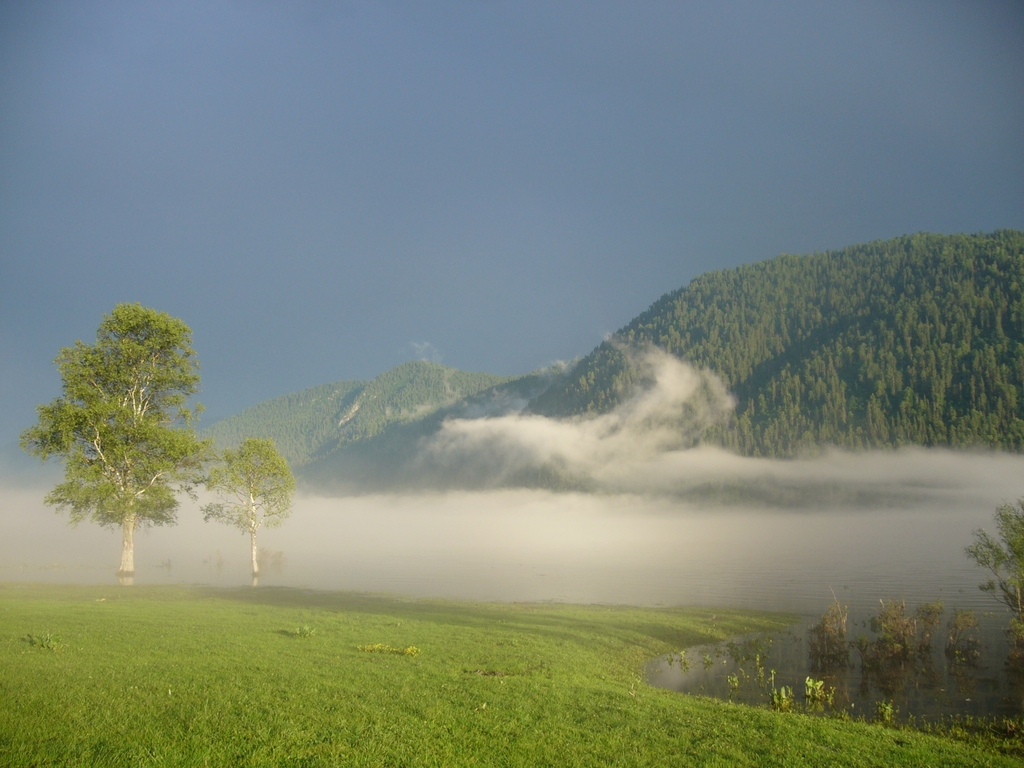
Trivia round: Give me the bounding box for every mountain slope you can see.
[530,230,1024,455]
[203,361,510,467]
[298,366,569,492]
[201,379,365,467]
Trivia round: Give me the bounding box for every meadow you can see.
[1,583,1021,766]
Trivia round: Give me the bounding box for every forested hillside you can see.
[530,230,1024,456]
[203,379,364,467]
[203,361,509,466]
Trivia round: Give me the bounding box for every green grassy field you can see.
[1,583,1020,767]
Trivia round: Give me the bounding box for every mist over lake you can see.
[4,449,1021,621]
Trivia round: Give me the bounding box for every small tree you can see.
[20,303,208,577]
[965,501,1024,622]
[202,438,295,577]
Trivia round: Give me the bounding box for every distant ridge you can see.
[202,361,511,467]
[297,366,568,493]
[530,230,1024,456]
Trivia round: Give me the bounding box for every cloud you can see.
[426,348,733,486]
[410,341,443,364]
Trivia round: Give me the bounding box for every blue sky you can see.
[2,1,1022,453]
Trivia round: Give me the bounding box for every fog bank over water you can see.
[2,446,1023,615]
[6,353,1022,611]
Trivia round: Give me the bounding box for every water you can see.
[0,491,1003,611]
[647,612,1023,721]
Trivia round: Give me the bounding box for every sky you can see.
[2,0,1023,456]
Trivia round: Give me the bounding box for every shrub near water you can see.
[945,609,980,664]
[871,599,919,660]
[808,598,849,669]
[916,601,945,652]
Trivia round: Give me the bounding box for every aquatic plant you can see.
[915,600,944,651]
[754,652,766,686]
[808,598,849,669]
[945,609,980,664]
[726,674,740,701]
[851,634,871,667]
[803,677,834,709]
[875,699,898,725]
[870,599,917,660]
[1008,619,1024,667]
[853,598,944,700]
[770,685,794,712]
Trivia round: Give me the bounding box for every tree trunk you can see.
[118,517,136,576]
[251,529,259,577]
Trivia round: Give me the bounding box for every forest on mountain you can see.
[530,230,1024,456]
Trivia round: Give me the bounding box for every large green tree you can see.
[20,303,209,578]
[202,437,295,579]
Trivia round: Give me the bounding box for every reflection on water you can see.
[648,605,1024,720]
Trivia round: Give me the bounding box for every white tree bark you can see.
[250,528,259,576]
[118,517,136,575]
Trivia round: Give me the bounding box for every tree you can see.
[202,438,295,577]
[20,303,209,578]
[965,500,1024,622]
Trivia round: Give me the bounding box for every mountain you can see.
[529,230,1024,456]
[205,230,1024,491]
[202,361,513,468]
[297,367,569,493]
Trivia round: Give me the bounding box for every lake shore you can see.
[1,583,1020,766]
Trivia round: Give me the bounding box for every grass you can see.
[0,583,1020,767]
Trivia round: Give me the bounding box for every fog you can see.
[3,466,1022,615]
[3,350,1023,615]
[426,349,736,491]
